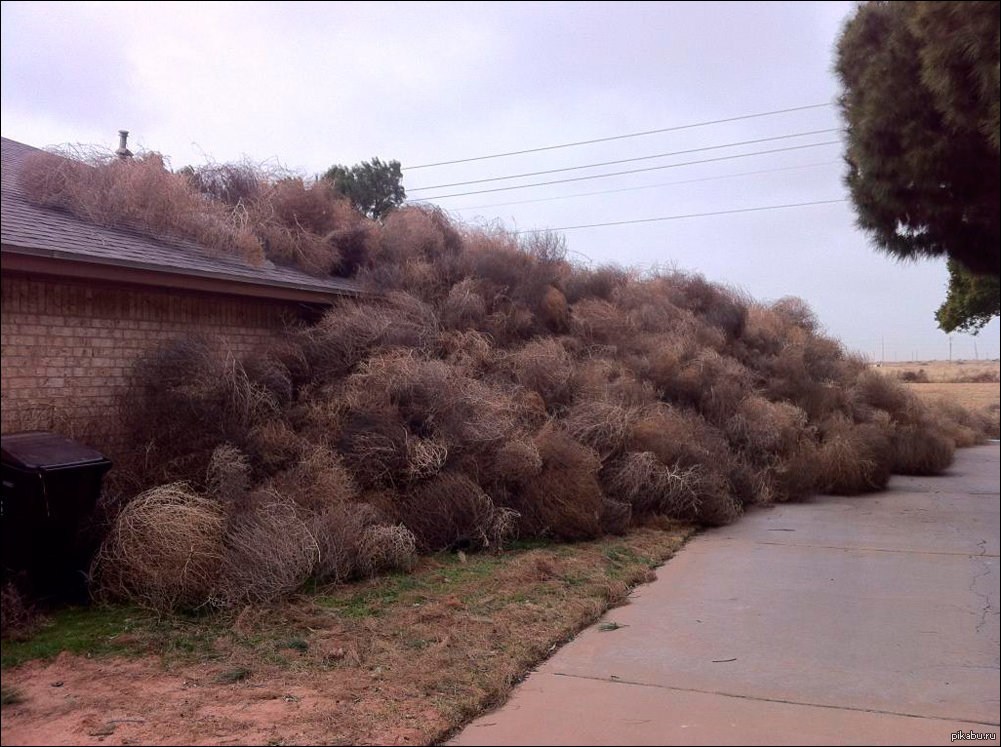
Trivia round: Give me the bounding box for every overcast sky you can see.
[2,0,997,360]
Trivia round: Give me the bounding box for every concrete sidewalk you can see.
[452,444,1000,746]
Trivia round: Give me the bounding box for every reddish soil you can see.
[1,651,434,746]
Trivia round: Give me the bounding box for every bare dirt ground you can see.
[1,653,376,746]
[1,526,691,746]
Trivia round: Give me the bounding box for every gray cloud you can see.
[1,0,995,358]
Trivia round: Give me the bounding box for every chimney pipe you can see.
[115,130,133,160]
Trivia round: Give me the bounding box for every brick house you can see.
[1,136,360,449]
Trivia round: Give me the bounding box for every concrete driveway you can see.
[452,444,1000,746]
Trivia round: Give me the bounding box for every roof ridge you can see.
[0,136,363,298]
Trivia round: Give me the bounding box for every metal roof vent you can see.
[115,130,133,160]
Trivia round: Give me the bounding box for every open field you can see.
[876,360,999,435]
[877,359,1000,384]
[1,524,691,746]
[907,382,1000,413]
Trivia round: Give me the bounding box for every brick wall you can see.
[1,275,303,450]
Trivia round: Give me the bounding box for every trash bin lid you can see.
[0,431,109,470]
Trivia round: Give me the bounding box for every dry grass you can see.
[1,525,693,746]
[907,382,1001,412]
[878,359,1000,384]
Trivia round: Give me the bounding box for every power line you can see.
[407,128,840,191]
[416,140,842,200]
[412,160,841,211]
[405,102,835,169]
[512,198,848,234]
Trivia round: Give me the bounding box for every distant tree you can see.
[323,158,405,220]
[936,260,1001,334]
[836,1,1000,330]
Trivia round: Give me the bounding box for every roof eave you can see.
[1,243,365,304]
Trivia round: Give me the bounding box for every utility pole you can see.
[974,338,979,360]
[948,336,953,362]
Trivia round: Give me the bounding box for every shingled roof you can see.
[1,137,362,302]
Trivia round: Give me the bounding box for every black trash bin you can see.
[1,431,112,601]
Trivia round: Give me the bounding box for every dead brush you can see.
[641,334,696,395]
[853,368,913,419]
[356,524,418,577]
[511,426,605,540]
[441,278,488,330]
[346,350,518,450]
[658,272,748,338]
[377,206,461,267]
[243,353,295,407]
[310,502,382,582]
[405,435,450,481]
[123,335,279,487]
[599,497,633,535]
[726,396,809,460]
[562,399,640,458]
[249,177,368,276]
[506,338,576,410]
[22,148,264,265]
[185,160,265,206]
[205,444,251,504]
[299,297,436,382]
[339,409,412,488]
[627,404,730,472]
[601,452,703,517]
[22,147,383,276]
[890,424,955,475]
[570,298,638,344]
[268,446,358,512]
[462,227,544,296]
[243,419,308,475]
[216,492,320,605]
[815,415,893,495]
[925,398,993,446]
[742,303,789,355]
[539,285,571,330]
[1,582,37,641]
[563,263,630,303]
[400,473,515,551]
[439,329,495,372]
[491,439,544,484]
[771,296,819,331]
[93,483,225,611]
[624,405,740,525]
[484,304,538,343]
[573,358,656,407]
[677,351,754,422]
[768,440,823,502]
